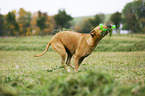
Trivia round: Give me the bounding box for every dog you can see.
[35,25,112,72]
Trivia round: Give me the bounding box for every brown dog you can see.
[35,25,112,72]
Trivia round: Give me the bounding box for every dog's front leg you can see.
[73,55,80,72]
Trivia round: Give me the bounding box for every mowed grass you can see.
[0,34,145,95]
[0,51,145,95]
[0,34,145,51]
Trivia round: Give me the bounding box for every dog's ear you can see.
[90,30,95,37]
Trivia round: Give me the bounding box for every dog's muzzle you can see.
[101,25,112,36]
[107,25,112,28]
[106,25,113,32]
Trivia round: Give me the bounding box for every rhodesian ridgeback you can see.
[35,25,112,72]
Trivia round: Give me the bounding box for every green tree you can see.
[80,19,92,33]
[140,18,145,32]
[54,9,73,28]
[18,8,31,36]
[37,11,55,35]
[89,14,105,28]
[80,14,105,33]
[110,12,121,33]
[4,12,18,36]
[37,11,48,35]
[122,0,145,33]
[0,13,4,36]
[37,18,46,35]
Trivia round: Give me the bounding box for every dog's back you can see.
[52,31,83,54]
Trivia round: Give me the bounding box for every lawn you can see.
[0,34,145,96]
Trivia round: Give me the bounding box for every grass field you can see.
[0,34,145,52]
[0,34,145,96]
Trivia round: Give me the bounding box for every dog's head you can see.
[90,24,113,39]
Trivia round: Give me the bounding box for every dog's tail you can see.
[34,42,51,57]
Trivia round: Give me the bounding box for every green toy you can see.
[99,24,107,31]
[99,24,116,37]
[99,24,116,31]
[112,25,116,29]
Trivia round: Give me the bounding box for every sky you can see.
[0,0,134,17]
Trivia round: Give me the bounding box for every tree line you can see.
[0,0,144,36]
[0,8,74,36]
[78,0,145,33]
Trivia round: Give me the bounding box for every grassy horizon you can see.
[0,34,145,52]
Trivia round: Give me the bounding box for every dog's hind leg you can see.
[73,55,86,72]
[78,57,85,67]
[51,41,71,72]
[73,55,80,72]
[66,53,74,69]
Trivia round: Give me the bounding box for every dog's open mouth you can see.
[102,31,110,37]
[101,28,112,37]
[100,24,115,37]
